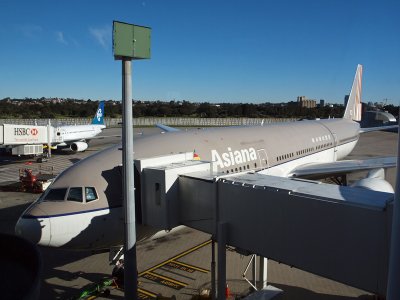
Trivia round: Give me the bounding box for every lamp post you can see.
[113,21,151,299]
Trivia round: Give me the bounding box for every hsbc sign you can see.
[14,127,39,136]
[1,124,48,145]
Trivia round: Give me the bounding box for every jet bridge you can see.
[0,123,64,156]
[0,124,48,145]
[0,124,50,155]
[137,153,394,297]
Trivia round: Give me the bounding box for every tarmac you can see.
[0,127,397,299]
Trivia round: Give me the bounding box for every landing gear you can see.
[112,258,125,288]
[109,246,124,265]
[109,246,125,288]
[326,174,347,186]
[109,246,140,291]
[36,151,49,163]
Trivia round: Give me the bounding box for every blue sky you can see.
[0,0,399,105]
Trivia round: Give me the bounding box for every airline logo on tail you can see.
[96,108,103,122]
[92,101,105,125]
[343,64,363,121]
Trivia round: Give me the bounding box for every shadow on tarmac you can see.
[271,283,375,300]
[0,202,31,235]
[38,251,113,299]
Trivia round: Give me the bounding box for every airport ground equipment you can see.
[70,278,114,300]
[11,144,43,156]
[135,153,394,298]
[19,166,55,193]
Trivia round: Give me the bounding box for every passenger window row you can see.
[276,147,314,163]
[223,163,257,174]
[296,147,314,156]
[277,152,294,161]
[277,141,336,163]
[316,142,333,150]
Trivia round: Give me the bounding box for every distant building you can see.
[319,99,325,107]
[297,96,306,102]
[297,96,316,108]
[344,95,349,107]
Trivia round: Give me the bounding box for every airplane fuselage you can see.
[131,119,359,177]
[16,119,360,250]
[55,124,105,146]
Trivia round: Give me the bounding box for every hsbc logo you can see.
[14,127,39,136]
[30,128,38,136]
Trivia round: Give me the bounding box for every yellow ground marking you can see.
[138,288,157,298]
[170,260,209,273]
[139,239,211,276]
[145,271,187,287]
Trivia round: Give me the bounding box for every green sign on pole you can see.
[113,21,151,60]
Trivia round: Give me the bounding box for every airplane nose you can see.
[15,212,51,247]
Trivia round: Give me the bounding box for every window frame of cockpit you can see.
[39,187,68,202]
[40,186,99,203]
[66,187,84,203]
[85,187,98,203]
[65,186,99,203]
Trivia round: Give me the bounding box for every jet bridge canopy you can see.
[137,154,394,296]
[0,124,49,145]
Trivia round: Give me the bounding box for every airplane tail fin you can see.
[343,64,363,121]
[91,101,105,125]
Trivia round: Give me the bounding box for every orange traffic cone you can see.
[225,283,231,298]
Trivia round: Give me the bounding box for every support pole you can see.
[211,238,216,300]
[217,223,227,300]
[258,257,268,290]
[252,255,257,290]
[47,119,51,158]
[242,255,257,290]
[213,179,219,300]
[122,58,137,300]
[386,116,400,300]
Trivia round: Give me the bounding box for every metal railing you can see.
[0,117,298,128]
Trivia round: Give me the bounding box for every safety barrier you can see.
[0,117,297,128]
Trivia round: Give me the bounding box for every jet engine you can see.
[350,168,394,193]
[70,142,88,152]
[351,178,394,193]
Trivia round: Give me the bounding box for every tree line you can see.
[0,98,398,119]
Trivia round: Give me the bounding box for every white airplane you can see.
[15,64,397,250]
[51,101,106,152]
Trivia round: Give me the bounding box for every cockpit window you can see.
[67,187,83,202]
[85,187,98,202]
[43,188,67,201]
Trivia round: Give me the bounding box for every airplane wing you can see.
[156,124,181,132]
[288,157,397,179]
[359,125,398,133]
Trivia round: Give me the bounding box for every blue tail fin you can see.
[91,101,105,125]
